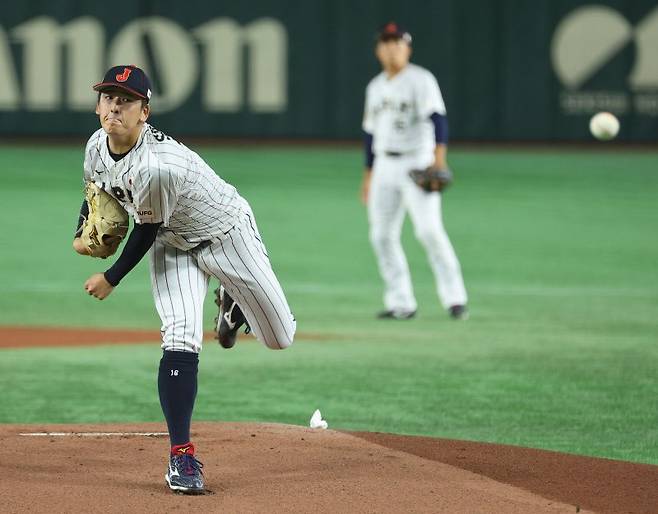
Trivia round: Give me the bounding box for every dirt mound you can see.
[352,432,658,514]
[5,421,654,513]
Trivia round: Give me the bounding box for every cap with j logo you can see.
[377,22,412,44]
[93,65,152,102]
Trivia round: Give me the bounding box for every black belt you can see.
[384,151,403,157]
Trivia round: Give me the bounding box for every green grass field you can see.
[1,144,657,464]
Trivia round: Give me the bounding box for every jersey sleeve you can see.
[130,158,180,226]
[82,130,101,183]
[83,152,92,183]
[417,71,447,118]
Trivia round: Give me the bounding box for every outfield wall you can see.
[0,1,656,141]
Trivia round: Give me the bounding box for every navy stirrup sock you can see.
[158,350,199,446]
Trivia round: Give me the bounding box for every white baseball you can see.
[589,112,620,141]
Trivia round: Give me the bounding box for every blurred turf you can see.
[0,144,657,464]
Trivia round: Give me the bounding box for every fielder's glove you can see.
[409,166,453,192]
[78,183,129,259]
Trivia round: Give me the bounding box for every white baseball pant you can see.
[368,152,467,312]
[150,206,296,353]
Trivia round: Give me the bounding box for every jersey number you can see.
[149,125,180,144]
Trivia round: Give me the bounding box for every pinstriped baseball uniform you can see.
[363,64,467,311]
[83,123,296,352]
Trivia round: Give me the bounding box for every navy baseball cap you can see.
[378,22,412,44]
[93,65,152,102]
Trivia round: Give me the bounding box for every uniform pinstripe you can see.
[84,123,295,353]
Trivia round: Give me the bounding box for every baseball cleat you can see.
[165,453,205,494]
[449,305,469,320]
[376,309,417,320]
[214,285,250,349]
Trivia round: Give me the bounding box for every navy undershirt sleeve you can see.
[75,200,89,238]
[363,131,374,168]
[429,112,449,144]
[104,222,162,286]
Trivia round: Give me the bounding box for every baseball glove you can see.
[409,166,453,192]
[79,183,129,259]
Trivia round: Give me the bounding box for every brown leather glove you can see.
[79,183,129,258]
[408,167,453,192]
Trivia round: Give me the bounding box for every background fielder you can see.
[361,23,468,320]
[73,65,296,494]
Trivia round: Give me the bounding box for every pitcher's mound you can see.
[2,422,654,513]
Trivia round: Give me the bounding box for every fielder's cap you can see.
[378,22,412,44]
[93,65,152,102]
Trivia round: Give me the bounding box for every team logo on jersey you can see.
[115,67,133,82]
[138,209,153,216]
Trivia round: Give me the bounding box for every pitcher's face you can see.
[96,90,149,137]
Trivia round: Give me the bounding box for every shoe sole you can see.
[377,312,417,320]
[165,473,205,495]
[214,287,237,349]
[218,326,237,349]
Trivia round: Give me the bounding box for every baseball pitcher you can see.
[73,65,296,494]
